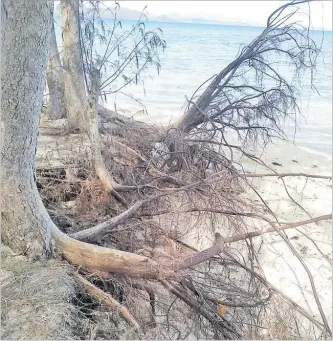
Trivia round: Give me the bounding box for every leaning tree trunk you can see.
[163,71,225,170]
[85,69,115,191]
[1,0,54,259]
[61,0,87,132]
[83,68,129,205]
[46,19,66,120]
[171,69,226,134]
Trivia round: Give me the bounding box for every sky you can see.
[117,0,332,30]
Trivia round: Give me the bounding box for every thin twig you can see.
[243,172,332,180]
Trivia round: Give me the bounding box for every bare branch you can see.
[244,172,332,179]
[75,273,141,330]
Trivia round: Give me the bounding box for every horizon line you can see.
[53,15,332,32]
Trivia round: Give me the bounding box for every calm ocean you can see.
[55,19,332,158]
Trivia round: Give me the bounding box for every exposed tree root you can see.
[106,137,186,187]
[128,280,157,326]
[36,70,332,340]
[51,223,163,279]
[160,279,242,339]
[34,112,332,338]
[70,199,146,241]
[75,273,141,330]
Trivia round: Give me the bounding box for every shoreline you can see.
[109,105,333,162]
[239,139,332,174]
[180,138,332,335]
[298,145,332,160]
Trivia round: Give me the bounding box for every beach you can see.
[54,14,332,337]
[245,141,331,331]
[3,2,332,339]
[181,139,332,336]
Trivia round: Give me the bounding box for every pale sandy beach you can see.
[245,141,332,333]
[180,139,332,336]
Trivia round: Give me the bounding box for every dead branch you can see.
[226,211,331,335]
[69,172,217,242]
[295,228,332,265]
[70,199,145,241]
[75,273,141,330]
[105,136,187,187]
[244,172,332,180]
[128,280,156,324]
[224,251,330,336]
[177,233,225,270]
[160,279,242,339]
[164,0,322,175]
[177,214,331,271]
[221,214,332,244]
[260,222,332,336]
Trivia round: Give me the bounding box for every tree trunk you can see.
[1,0,54,259]
[61,0,87,132]
[85,69,120,192]
[171,73,223,133]
[0,1,165,275]
[46,19,66,120]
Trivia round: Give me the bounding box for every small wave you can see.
[298,145,332,160]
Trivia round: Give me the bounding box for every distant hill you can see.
[184,17,252,26]
[54,3,257,27]
[113,7,255,27]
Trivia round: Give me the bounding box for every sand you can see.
[182,139,332,337]
[245,140,332,333]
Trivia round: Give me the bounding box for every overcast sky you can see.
[118,0,332,30]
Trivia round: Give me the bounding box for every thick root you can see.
[75,273,141,330]
[51,223,163,279]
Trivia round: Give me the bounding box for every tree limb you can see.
[75,273,141,330]
[177,214,332,271]
[244,172,332,180]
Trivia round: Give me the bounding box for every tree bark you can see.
[171,72,224,133]
[0,2,165,276]
[85,69,118,191]
[46,19,66,120]
[61,0,87,132]
[75,273,141,329]
[83,68,130,206]
[1,0,54,259]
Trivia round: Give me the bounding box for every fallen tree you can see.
[1,0,332,339]
[164,0,321,171]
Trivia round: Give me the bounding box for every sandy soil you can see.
[183,139,332,337]
[245,141,332,332]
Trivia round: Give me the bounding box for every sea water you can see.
[55,19,332,159]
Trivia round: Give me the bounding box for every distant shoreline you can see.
[53,15,332,32]
[123,20,332,32]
